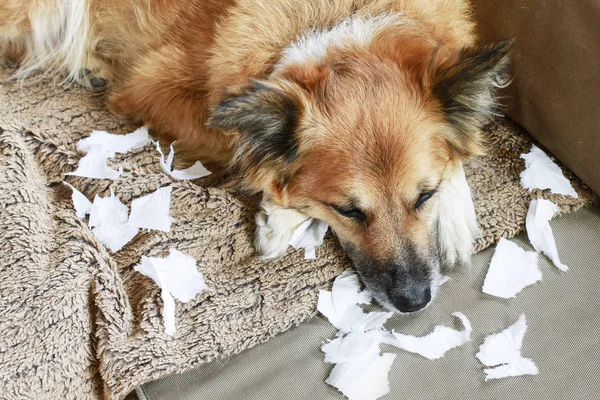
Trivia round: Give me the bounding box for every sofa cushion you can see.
[470,0,600,195]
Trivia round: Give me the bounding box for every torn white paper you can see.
[128,186,173,232]
[317,271,393,333]
[92,223,139,253]
[476,314,538,380]
[87,190,139,252]
[77,126,152,154]
[63,182,92,218]
[65,146,122,179]
[482,238,541,298]
[520,145,578,198]
[322,329,387,364]
[325,347,396,400]
[156,142,211,180]
[88,190,129,228]
[135,249,209,335]
[289,218,329,259]
[383,312,472,360]
[526,199,568,271]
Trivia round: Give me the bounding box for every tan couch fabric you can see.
[470,0,600,195]
[139,206,600,400]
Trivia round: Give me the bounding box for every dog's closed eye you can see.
[330,204,367,222]
[415,190,436,209]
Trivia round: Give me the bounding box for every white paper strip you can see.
[526,199,568,271]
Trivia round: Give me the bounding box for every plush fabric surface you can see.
[470,0,600,195]
[0,66,594,400]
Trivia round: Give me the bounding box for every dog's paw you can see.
[436,165,480,269]
[71,56,108,89]
[254,200,310,259]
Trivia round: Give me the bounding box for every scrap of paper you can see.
[156,142,211,180]
[317,271,392,333]
[77,126,152,154]
[63,182,92,218]
[482,238,542,298]
[65,146,122,179]
[526,199,568,271]
[128,186,173,232]
[520,145,578,198]
[87,190,139,252]
[66,127,152,180]
[289,218,329,259]
[383,312,472,360]
[135,249,209,335]
[476,314,538,380]
[325,348,396,400]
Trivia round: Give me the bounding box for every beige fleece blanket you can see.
[0,66,594,400]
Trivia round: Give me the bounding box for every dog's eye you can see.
[415,190,436,209]
[331,205,366,221]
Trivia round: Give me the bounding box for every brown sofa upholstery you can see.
[470,0,600,195]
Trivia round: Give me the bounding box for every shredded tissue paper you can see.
[135,249,209,335]
[520,145,578,198]
[476,314,538,380]
[66,127,152,179]
[156,142,212,180]
[318,271,470,400]
[526,199,568,271]
[482,238,542,298]
[289,218,329,259]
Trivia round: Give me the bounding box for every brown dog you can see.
[1,0,512,313]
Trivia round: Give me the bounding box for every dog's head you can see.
[209,28,513,313]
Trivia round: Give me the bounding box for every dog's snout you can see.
[389,285,431,312]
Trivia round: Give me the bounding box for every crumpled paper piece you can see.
[87,190,139,252]
[128,186,173,232]
[156,142,211,180]
[63,182,92,218]
[135,249,209,335]
[520,145,578,198]
[325,346,396,400]
[319,271,470,400]
[476,314,538,380]
[383,312,472,360]
[289,218,329,259]
[77,126,151,154]
[482,238,542,298]
[66,127,152,180]
[65,146,123,179]
[319,271,395,400]
[317,271,392,333]
[526,199,568,271]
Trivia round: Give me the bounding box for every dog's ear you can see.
[208,80,305,195]
[432,39,515,159]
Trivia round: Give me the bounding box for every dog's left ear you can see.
[208,80,305,196]
[432,39,515,159]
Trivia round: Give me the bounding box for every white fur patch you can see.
[254,196,310,259]
[277,14,409,68]
[436,164,480,268]
[13,0,90,81]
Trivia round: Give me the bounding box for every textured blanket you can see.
[0,66,594,400]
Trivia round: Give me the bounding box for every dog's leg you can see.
[436,164,480,269]
[255,195,310,259]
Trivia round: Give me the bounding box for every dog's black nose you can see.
[390,285,431,312]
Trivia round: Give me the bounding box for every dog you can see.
[0,0,512,313]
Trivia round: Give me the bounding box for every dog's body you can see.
[1,0,511,313]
